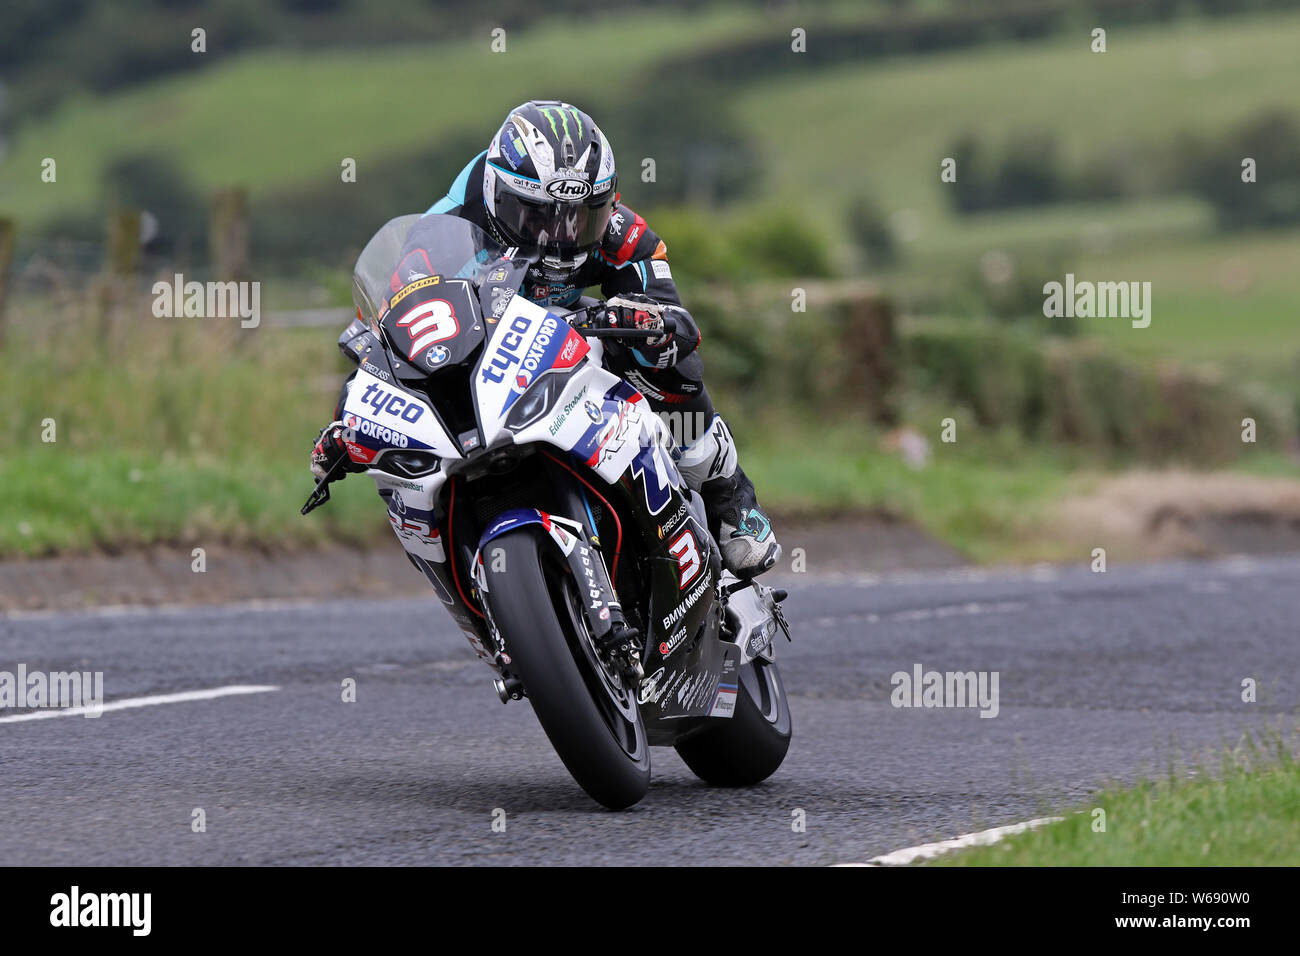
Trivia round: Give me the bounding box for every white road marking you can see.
[0,685,279,724]
[812,599,1025,629]
[835,816,1065,867]
[3,598,320,621]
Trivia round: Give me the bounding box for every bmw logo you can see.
[584,401,603,423]
[425,346,450,368]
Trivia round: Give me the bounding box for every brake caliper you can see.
[598,620,645,684]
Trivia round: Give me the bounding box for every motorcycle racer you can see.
[313,99,780,577]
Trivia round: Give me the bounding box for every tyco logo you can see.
[481,316,533,384]
[360,384,425,424]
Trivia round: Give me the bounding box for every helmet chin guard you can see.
[532,250,589,285]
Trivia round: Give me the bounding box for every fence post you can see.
[98,209,141,344]
[0,217,14,348]
[842,292,900,426]
[210,187,249,281]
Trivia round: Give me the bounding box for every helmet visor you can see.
[493,185,615,254]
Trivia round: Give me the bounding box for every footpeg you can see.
[493,676,524,703]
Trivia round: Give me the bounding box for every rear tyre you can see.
[674,658,791,786]
[483,529,650,809]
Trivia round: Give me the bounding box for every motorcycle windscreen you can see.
[352,213,510,328]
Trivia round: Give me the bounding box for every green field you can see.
[1078,232,1300,387]
[0,7,766,227]
[736,10,1300,245]
[7,6,1300,247]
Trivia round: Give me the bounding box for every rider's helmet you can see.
[482,100,617,286]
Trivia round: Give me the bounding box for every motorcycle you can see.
[303,213,792,809]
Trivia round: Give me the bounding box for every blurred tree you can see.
[1184,110,1300,231]
[846,196,897,269]
[990,129,1063,209]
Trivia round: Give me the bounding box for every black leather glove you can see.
[310,421,365,481]
[604,294,670,343]
[605,293,697,370]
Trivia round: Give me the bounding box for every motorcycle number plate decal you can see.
[706,683,738,718]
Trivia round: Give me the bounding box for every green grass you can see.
[0,447,380,557]
[8,4,1299,253]
[0,289,1289,561]
[0,410,1072,561]
[4,7,1300,558]
[901,197,1215,267]
[739,418,1073,563]
[933,733,1300,865]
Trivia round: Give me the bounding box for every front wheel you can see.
[483,528,650,809]
[674,657,791,786]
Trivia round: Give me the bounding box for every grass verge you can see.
[933,733,1300,865]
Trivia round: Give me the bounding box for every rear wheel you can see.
[483,529,650,809]
[674,657,791,786]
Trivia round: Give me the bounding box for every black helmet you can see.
[482,100,617,283]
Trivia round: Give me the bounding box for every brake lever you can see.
[300,455,349,515]
[563,303,604,332]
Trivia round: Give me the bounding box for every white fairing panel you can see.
[371,470,448,563]
[475,296,681,491]
[342,368,460,461]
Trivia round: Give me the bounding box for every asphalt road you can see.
[2,553,1297,866]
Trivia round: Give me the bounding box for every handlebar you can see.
[563,303,677,340]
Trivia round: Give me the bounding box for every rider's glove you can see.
[310,421,364,481]
[604,294,669,346]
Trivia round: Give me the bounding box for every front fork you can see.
[471,510,643,687]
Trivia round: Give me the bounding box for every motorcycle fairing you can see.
[637,635,740,723]
[374,472,446,565]
[342,367,461,461]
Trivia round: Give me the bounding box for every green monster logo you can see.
[536,105,584,140]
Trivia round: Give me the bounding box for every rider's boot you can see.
[677,415,781,578]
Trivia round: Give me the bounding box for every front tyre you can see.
[483,529,650,809]
[674,657,791,786]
